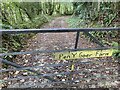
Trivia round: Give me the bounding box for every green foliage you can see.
[66,16,88,28]
[13,15,49,29]
[1,2,73,28]
[0,24,12,29]
[1,2,74,69]
[68,2,119,52]
[66,17,80,28]
[111,41,119,47]
[112,42,120,58]
[67,16,119,58]
[90,31,118,45]
[73,2,120,27]
[1,2,52,68]
[113,50,120,58]
[59,2,74,15]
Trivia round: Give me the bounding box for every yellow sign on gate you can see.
[54,49,113,60]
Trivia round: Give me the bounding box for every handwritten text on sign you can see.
[54,49,113,60]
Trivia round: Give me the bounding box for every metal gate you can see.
[0,28,119,88]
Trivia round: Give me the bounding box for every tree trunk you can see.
[19,8,24,21]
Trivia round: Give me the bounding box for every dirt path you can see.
[15,16,96,66]
[16,16,96,67]
[7,16,118,88]
[22,16,96,52]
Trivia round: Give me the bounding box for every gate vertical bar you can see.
[72,31,80,70]
[69,31,80,85]
[75,31,80,49]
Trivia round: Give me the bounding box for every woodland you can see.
[0,1,120,88]
[1,2,120,68]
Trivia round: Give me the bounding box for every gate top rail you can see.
[0,27,120,34]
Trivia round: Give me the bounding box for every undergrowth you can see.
[66,16,120,57]
[1,15,52,68]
